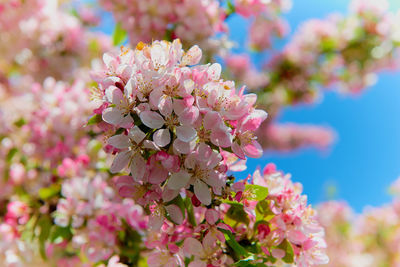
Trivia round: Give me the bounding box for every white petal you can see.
[165,204,183,225]
[194,180,211,206]
[108,134,130,149]
[129,126,146,144]
[153,129,171,147]
[103,52,116,70]
[110,150,131,173]
[167,170,191,190]
[207,63,222,80]
[102,107,123,125]
[176,125,197,142]
[181,45,202,66]
[139,110,165,129]
[105,86,124,105]
[173,139,196,154]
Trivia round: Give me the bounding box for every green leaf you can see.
[234,255,255,266]
[113,23,127,46]
[227,0,236,16]
[6,148,18,162]
[184,197,196,226]
[255,200,275,221]
[278,239,294,264]
[87,114,102,126]
[38,184,61,200]
[225,203,250,226]
[218,228,249,257]
[245,185,268,201]
[38,216,52,259]
[50,226,72,244]
[13,118,26,127]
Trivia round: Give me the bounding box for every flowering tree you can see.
[0,0,399,266]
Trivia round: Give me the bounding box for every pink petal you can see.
[162,188,180,202]
[271,248,285,259]
[165,204,183,225]
[153,129,171,147]
[188,260,207,267]
[140,111,165,129]
[194,180,211,206]
[183,238,203,257]
[287,230,308,245]
[173,139,196,154]
[240,109,268,131]
[158,96,173,117]
[167,170,191,190]
[232,141,246,160]
[130,155,146,181]
[205,209,219,225]
[110,151,131,173]
[176,125,197,142]
[243,140,263,158]
[203,111,222,130]
[210,130,232,148]
[178,106,199,125]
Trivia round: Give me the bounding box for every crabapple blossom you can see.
[91,39,267,207]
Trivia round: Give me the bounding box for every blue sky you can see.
[233,0,400,212]
[94,0,400,212]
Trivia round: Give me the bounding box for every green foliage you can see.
[50,225,73,244]
[225,203,250,226]
[184,197,196,226]
[38,215,52,259]
[255,200,275,221]
[13,118,26,127]
[38,184,61,200]
[277,239,294,264]
[113,23,127,46]
[87,114,102,126]
[218,228,249,257]
[245,185,269,201]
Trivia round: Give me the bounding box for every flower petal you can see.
[110,151,131,173]
[130,155,146,181]
[167,170,191,190]
[176,125,197,142]
[102,107,123,125]
[165,204,183,225]
[108,134,130,149]
[243,140,263,158]
[153,129,171,147]
[183,238,203,257]
[181,45,202,66]
[140,110,165,129]
[194,180,211,206]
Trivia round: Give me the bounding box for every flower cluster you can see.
[256,0,400,109]
[0,0,111,83]
[100,0,228,56]
[91,39,268,207]
[89,39,328,266]
[257,123,336,152]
